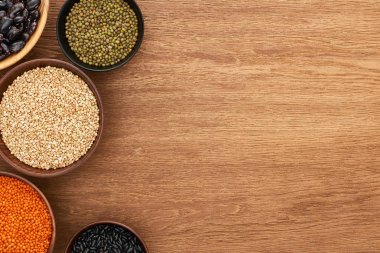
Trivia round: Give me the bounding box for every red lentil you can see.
[0,176,52,253]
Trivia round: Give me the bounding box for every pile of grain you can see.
[0,66,99,170]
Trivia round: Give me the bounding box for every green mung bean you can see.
[65,0,138,67]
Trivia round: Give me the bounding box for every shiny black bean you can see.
[26,0,39,11]
[1,42,9,55]
[9,2,24,18]
[0,10,6,18]
[0,16,12,33]
[6,0,12,9]
[7,26,21,41]
[27,20,35,34]
[9,40,24,53]
[13,15,24,24]
[20,32,28,41]
[22,7,28,19]
[0,33,3,42]
[29,9,38,21]
[16,21,23,30]
[24,16,30,29]
[0,1,7,10]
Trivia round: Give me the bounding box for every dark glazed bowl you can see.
[0,59,104,178]
[0,171,56,252]
[65,221,149,253]
[56,0,144,72]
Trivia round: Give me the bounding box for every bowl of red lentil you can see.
[0,171,56,252]
[0,59,104,178]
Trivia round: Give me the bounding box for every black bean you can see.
[0,1,7,10]
[9,40,24,53]
[6,0,12,9]
[9,2,24,18]
[7,26,21,41]
[1,42,9,55]
[13,14,24,24]
[26,0,39,11]
[16,20,23,30]
[29,9,38,20]
[0,10,6,18]
[27,20,35,34]
[21,7,27,19]
[0,16,12,33]
[24,16,30,29]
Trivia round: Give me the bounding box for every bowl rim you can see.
[0,58,104,178]
[65,220,149,253]
[0,0,50,71]
[56,0,144,72]
[0,171,56,253]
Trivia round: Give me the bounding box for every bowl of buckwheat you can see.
[0,59,103,177]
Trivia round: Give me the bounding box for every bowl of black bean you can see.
[65,221,148,253]
[0,0,48,70]
[56,0,144,72]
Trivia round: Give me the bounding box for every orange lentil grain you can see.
[0,176,52,253]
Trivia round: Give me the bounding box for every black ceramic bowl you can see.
[56,0,144,72]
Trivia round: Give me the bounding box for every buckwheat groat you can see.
[0,66,99,170]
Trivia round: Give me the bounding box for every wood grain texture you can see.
[1,0,380,252]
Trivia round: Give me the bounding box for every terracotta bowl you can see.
[0,171,56,252]
[65,221,149,253]
[0,0,49,70]
[0,59,104,178]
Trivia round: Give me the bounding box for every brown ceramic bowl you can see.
[0,171,56,252]
[0,0,49,70]
[65,221,149,253]
[0,59,104,178]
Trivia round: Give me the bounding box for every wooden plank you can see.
[1,0,380,252]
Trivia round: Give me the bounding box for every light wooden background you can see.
[1,0,380,252]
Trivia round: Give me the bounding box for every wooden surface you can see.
[1,0,380,252]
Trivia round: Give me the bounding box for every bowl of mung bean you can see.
[0,0,49,70]
[0,171,56,253]
[0,58,104,178]
[56,0,144,72]
[65,221,148,253]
